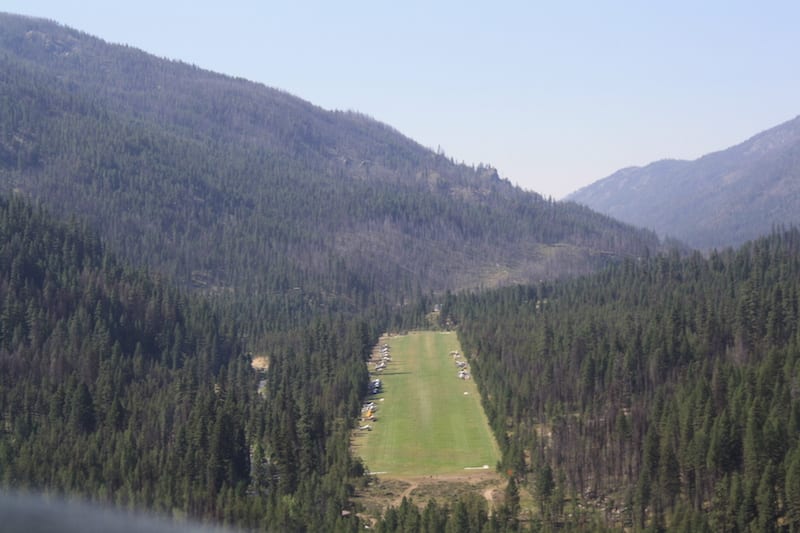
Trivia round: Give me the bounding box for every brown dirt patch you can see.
[353,470,508,523]
[250,355,269,371]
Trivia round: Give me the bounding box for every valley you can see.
[1,10,800,533]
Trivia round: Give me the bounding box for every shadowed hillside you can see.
[0,12,663,324]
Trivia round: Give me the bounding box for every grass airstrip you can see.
[353,331,500,477]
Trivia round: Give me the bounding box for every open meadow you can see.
[353,331,500,477]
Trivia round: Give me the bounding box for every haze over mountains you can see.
[568,114,800,250]
[0,12,664,320]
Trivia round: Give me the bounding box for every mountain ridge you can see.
[0,12,664,324]
[567,114,800,249]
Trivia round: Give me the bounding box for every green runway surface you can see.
[354,331,500,476]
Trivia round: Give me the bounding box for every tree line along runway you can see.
[353,331,500,477]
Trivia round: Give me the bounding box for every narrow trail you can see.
[394,480,420,507]
[381,471,505,508]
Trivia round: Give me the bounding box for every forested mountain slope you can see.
[0,194,386,531]
[567,115,800,250]
[447,229,800,530]
[0,12,662,321]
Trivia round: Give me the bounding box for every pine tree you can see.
[70,382,96,434]
[785,447,800,530]
[756,463,778,533]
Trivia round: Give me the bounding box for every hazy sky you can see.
[4,1,799,199]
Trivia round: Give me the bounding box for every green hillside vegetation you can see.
[13,10,800,533]
[442,228,800,530]
[355,332,499,476]
[0,195,387,531]
[0,191,519,532]
[0,12,665,333]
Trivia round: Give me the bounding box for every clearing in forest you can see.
[353,331,500,476]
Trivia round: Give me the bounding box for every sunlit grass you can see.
[354,331,500,476]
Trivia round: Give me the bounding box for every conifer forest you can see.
[1,11,799,533]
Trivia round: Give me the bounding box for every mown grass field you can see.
[353,331,500,476]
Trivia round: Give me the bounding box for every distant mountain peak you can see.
[567,115,800,249]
